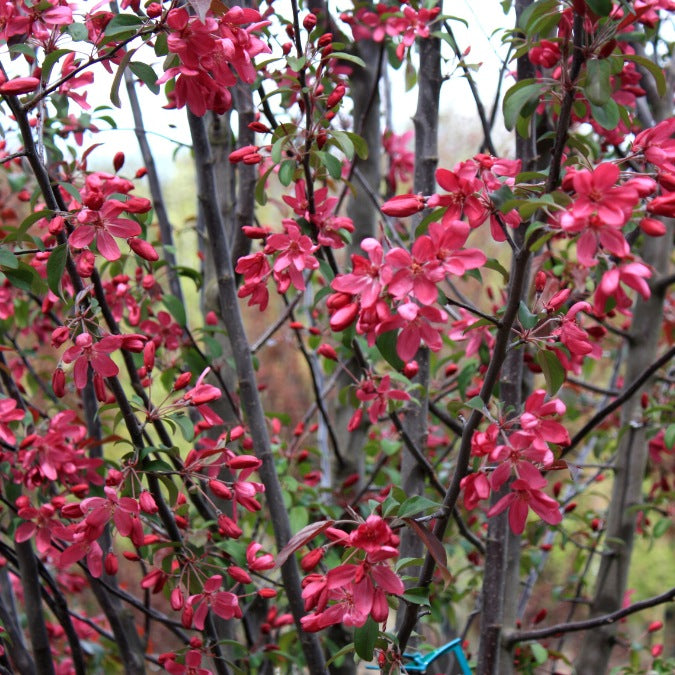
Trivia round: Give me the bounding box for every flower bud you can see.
[218,514,243,539]
[229,145,259,163]
[146,2,162,18]
[76,250,96,277]
[303,12,317,31]
[648,621,663,633]
[173,372,192,391]
[326,84,346,109]
[139,490,159,514]
[181,604,194,629]
[128,237,159,261]
[135,167,148,178]
[227,455,262,470]
[51,326,70,348]
[403,360,419,379]
[170,587,185,611]
[639,217,666,237]
[329,302,359,332]
[113,152,125,172]
[104,552,118,576]
[535,270,547,292]
[258,588,277,598]
[227,565,252,584]
[209,479,233,500]
[248,121,270,133]
[52,368,66,398]
[381,194,426,217]
[300,547,324,572]
[143,340,156,372]
[317,343,338,360]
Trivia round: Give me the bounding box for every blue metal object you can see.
[365,637,472,673]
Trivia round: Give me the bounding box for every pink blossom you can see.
[61,333,123,389]
[487,475,562,535]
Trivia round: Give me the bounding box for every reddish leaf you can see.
[404,518,453,586]
[274,520,334,570]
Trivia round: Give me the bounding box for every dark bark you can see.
[187,110,327,674]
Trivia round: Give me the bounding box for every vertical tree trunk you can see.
[395,8,442,649]
[575,222,673,672]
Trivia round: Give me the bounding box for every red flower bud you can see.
[242,225,268,238]
[209,479,233,500]
[248,121,270,133]
[51,326,70,348]
[170,587,185,611]
[227,565,252,584]
[281,41,292,55]
[227,455,262,470]
[135,167,148,178]
[76,250,96,277]
[52,368,66,398]
[218,514,243,538]
[648,621,663,633]
[104,552,118,576]
[146,2,162,18]
[318,33,332,47]
[258,588,277,598]
[123,551,140,561]
[381,194,426,217]
[535,270,547,292]
[139,490,158,514]
[243,152,263,165]
[564,501,577,513]
[651,644,663,658]
[303,13,317,31]
[113,152,125,172]
[173,372,192,391]
[317,343,338,360]
[301,547,324,572]
[181,604,194,629]
[0,77,40,95]
[128,237,159,261]
[326,84,346,109]
[229,145,259,163]
[532,608,547,624]
[329,302,359,332]
[93,373,107,402]
[639,217,666,237]
[403,360,419,379]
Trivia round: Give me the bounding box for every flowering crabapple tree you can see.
[0,0,674,674]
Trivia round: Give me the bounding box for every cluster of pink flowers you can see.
[299,515,404,631]
[340,2,441,60]
[236,180,355,310]
[64,171,155,263]
[158,6,271,116]
[461,390,569,534]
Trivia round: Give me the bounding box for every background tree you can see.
[0,1,673,674]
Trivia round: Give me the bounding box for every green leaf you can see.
[325,643,355,669]
[401,586,430,606]
[66,23,88,41]
[345,131,368,160]
[531,642,548,665]
[103,12,145,39]
[41,49,71,84]
[162,294,186,327]
[129,61,159,94]
[47,243,68,299]
[330,51,366,68]
[664,424,675,450]
[171,413,194,442]
[397,495,441,519]
[321,151,343,180]
[278,159,296,187]
[110,48,137,108]
[503,79,543,131]
[376,330,404,372]
[141,459,174,474]
[589,99,620,130]
[518,301,539,330]
[353,617,378,662]
[585,0,612,16]
[536,349,566,395]
[483,258,510,282]
[330,130,354,160]
[466,395,485,412]
[623,54,666,97]
[585,58,612,106]
[0,249,18,270]
[653,518,671,538]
